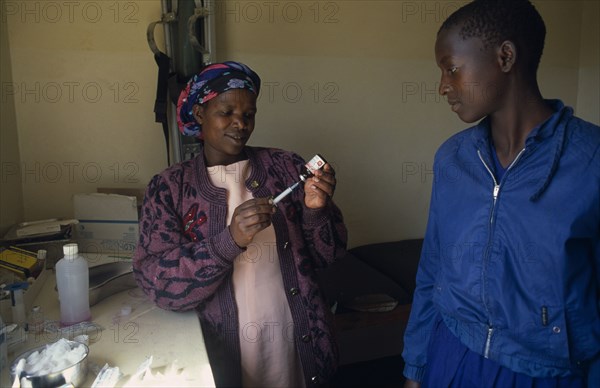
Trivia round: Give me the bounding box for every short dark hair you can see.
[439,0,546,74]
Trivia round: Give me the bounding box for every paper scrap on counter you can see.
[121,357,198,387]
[91,363,123,388]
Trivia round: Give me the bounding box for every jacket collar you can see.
[470,100,573,201]
[192,146,269,203]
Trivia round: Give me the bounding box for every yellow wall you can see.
[0,14,23,236]
[2,0,167,223]
[1,0,598,247]
[576,0,600,124]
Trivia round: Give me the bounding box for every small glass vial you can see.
[35,249,47,276]
[28,305,44,334]
[299,154,327,181]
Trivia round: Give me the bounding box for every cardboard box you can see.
[0,246,39,278]
[0,268,49,323]
[13,239,73,269]
[73,193,139,255]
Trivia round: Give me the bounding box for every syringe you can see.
[272,181,302,205]
[272,154,327,205]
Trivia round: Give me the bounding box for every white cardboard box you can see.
[73,193,139,255]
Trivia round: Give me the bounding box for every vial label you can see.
[305,154,326,176]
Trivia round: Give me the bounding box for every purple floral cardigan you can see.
[133,146,348,386]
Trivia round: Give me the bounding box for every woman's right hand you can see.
[229,197,276,248]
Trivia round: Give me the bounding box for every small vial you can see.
[28,305,44,334]
[36,249,47,270]
[299,154,327,181]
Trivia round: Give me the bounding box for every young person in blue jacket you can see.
[402,0,600,387]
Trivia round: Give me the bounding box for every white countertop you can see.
[2,254,215,387]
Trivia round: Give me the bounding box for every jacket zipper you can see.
[477,147,526,358]
[484,326,494,358]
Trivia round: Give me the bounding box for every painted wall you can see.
[2,1,167,226]
[0,15,23,236]
[1,0,598,248]
[576,0,600,124]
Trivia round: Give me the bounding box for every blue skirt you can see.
[422,317,585,388]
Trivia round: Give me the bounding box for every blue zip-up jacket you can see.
[403,100,600,382]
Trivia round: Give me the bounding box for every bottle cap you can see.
[4,282,29,292]
[121,305,132,316]
[63,243,79,256]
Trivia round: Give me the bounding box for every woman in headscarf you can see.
[133,61,348,387]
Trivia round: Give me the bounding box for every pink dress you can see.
[208,160,305,388]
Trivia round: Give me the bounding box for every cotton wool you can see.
[19,338,86,376]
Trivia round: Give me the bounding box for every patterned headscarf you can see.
[177,61,261,138]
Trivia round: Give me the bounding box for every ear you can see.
[192,104,205,124]
[497,40,517,72]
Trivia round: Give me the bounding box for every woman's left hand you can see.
[304,163,336,209]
